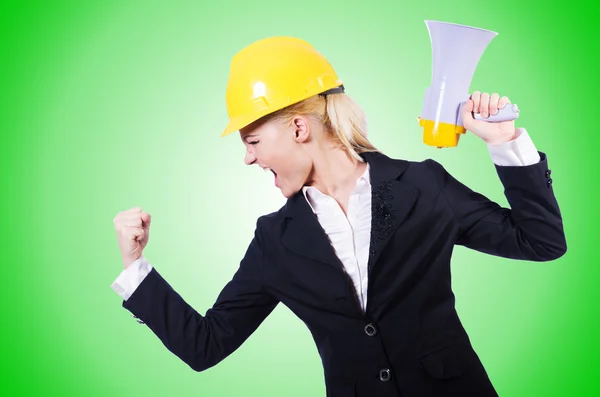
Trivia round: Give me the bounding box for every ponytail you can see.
[323,92,379,161]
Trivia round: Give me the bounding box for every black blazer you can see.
[122,151,566,397]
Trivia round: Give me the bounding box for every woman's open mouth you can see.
[264,167,279,186]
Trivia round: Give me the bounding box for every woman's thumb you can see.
[130,228,145,241]
[141,211,151,227]
[464,99,474,113]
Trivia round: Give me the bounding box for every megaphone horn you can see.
[418,20,520,148]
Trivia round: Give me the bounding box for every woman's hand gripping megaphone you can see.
[461,91,520,145]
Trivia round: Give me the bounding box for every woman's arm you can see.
[119,219,280,372]
[428,150,567,261]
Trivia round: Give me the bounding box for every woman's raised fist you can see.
[113,207,151,269]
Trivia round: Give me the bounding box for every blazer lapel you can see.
[362,152,420,276]
[281,192,345,272]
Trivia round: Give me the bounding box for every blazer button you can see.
[379,368,391,382]
[547,178,553,187]
[364,323,377,336]
[545,169,552,178]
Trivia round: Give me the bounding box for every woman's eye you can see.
[249,141,259,145]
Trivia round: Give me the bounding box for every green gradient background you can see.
[2,1,597,396]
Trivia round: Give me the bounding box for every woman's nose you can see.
[244,148,256,165]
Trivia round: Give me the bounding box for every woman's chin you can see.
[279,186,292,198]
[277,183,298,199]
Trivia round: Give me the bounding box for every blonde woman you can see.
[112,37,566,397]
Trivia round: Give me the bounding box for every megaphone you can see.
[418,20,520,148]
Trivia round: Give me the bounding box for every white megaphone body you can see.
[418,20,520,148]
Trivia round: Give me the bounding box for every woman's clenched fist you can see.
[113,207,151,269]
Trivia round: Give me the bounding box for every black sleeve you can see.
[122,218,280,371]
[427,151,567,261]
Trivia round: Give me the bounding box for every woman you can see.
[112,37,566,396]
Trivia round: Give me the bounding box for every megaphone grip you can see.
[474,103,519,122]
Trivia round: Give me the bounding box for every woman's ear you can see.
[292,116,310,143]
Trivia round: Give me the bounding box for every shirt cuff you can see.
[486,128,541,166]
[111,255,153,301]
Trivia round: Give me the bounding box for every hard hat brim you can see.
[221,81,344,137]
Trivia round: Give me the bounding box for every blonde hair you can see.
[265,92,379,161]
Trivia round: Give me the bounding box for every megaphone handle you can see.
[473,103,520,122]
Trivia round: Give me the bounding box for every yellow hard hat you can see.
[221,36,344,137]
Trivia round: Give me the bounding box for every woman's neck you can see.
[305,144,367,198]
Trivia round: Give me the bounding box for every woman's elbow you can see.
[534,238,567,261]
[188,359,218,373]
